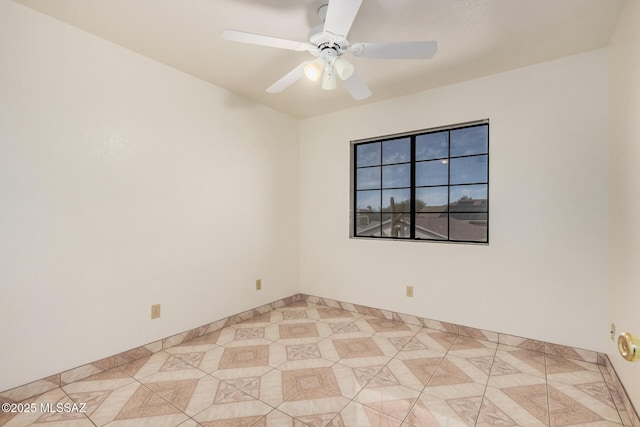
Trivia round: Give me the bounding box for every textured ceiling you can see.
[14,0,625,118]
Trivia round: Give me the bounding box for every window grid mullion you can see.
[410,136,416,240]
[379,143,382,236]
[447,130,451,241]
[353,146,357,237]
[353,122,488,243]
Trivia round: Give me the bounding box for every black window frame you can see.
[351,120,489,244]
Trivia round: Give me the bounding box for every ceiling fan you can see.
[221,0,437,100]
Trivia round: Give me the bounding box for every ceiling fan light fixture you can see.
[222,0,438,100]
[334,58,354,80]
[304,58,324,81]
[322,70,337,90]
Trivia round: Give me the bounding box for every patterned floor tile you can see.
[503,383,551,425]
[164,345,226,374]
[347,364,389,389]
[331,401,403,427]
[62,368,143,426]
[217,326,279,347]
[277,347,335,372]
[548,380,622,426]
[192,398,273,426]
[283,342,325,361]
[275,321,334,345]
[316,307,358,321]
[9,305,630,427]
[177,419,203,427]
[402,329,457,354]
[354,380,421,422]
[281,367,344,402]
[487,367,547,390]
[366,318,416,334]
[326,318,378,337]
[271,307,323,323]
[325,320,365,335]
[479,385,548,426]
[273,364,352,424]
[281,301,318,309]
[211,368,284,407]
[407,382,487,427]
[141,373,229,417]
[382,355,444,391]
[333,337,384,359]
[237,325,280,342]
[328,335,398,368]
[448,336,498,359]
[63,367,136,397]
[120,351,202,382]
[232,311,275,327]
[495,345,547,378]
[254,409,310,426]
[173,341,287,375]
[277,395,350,426]
[175,331,222,349]
[428,355,490,387]
[319,363,365,400]
[548,384,606,426]
[546,355,605,386]
[81,381,188,426]
[219,345,270,369]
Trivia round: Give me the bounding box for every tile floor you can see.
[0,302,626,426]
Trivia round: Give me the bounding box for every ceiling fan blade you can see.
[351,41,438,59]
[342,71,372,100]
[222,29,311,52]
[323,0,363,38]
[266,61,310,93]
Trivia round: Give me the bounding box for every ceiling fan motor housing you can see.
[308,24,349,59]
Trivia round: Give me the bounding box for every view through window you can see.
[352,121,489,243]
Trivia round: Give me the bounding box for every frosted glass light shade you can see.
[322,70,337,90]
[334,58,354,80]
[304,58,323,81]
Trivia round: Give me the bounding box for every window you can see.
[352,121,489,243]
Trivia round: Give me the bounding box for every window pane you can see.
[416,131,448,160]
[356,213,381,237]
[357,142,381,167]
[450,155,487,184]
[416,160,448,186]
[450,213,488,242]
[382,164,410,188]
[382,189,411,212]
[416,187,448,212]
[415,213,448,240]
[356,190,380,212]
[450,125,488,157]
[450,185,488,212]
[381,213,411,238]
[357,167,380,190]
[382,138,410,164]
[353,122,488,243]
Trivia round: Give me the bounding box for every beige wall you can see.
[608,0,640,408]
[0,1,299,391]
[299,49,610,353]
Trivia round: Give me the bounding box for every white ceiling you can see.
[14,0,624,119]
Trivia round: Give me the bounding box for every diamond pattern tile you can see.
[4,302,626,427]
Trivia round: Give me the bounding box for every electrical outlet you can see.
[151,304,161,319]
[406,285,414,297]
[610,323,616,340]
[256,279,262,291]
